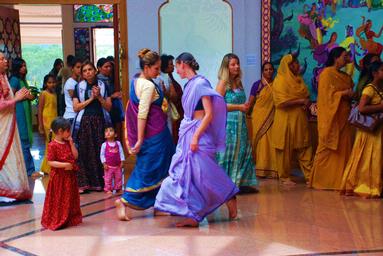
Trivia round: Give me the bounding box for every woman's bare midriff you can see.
[193,110,205,120]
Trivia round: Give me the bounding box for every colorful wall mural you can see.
[269,0,383,99]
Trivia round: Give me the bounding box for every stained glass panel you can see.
[73,4,113,23]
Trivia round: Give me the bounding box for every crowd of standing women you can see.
[249,47,383,199]
[1,44,383,229]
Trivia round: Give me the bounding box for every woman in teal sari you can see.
[216,54,257,192]
[9,58,38,177]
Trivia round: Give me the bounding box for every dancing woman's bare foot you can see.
[280,178,296,186]
[226,196,238,220]
[115,199,131,221]
[176,218,199,227]
[154,210,170,216]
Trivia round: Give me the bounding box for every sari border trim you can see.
[120,198,146,210]
[154,185,239,223]
[0,187,32,200]
[123,100,131,153]
[0,112,16,171]
[125,179,163,193]
[254,106,275,150]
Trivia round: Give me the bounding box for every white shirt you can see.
[154,73,172,134]
[63,77,77,119]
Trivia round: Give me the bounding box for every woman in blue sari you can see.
[154,52,238,227]
[115,49,174,220]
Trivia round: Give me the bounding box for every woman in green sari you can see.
[9,58,38,177]
[216,54,257,192]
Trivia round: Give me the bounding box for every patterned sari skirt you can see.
[76,115,106,191]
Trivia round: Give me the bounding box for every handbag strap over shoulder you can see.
[368,84,383,101]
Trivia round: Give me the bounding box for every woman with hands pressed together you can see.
[72,61,112,193]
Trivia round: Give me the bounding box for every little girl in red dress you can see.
[41,117,82,230]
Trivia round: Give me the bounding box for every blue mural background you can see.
[270,0,383,100]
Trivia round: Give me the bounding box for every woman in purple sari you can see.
[154,52,239,227]
[115,49,174,221]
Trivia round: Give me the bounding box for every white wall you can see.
[126,0,261,96]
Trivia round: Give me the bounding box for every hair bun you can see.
[191,60,200,71]
[138,48,151,59]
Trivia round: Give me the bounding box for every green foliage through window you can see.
[21,44,63,89]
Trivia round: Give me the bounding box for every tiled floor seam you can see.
[0,194,120,232]
[1,205,117,255]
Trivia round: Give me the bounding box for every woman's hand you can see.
[64,162,73,171]
[301,98,311,111]
[111,91,122,99]
[130,140,143,155]
[342,88,354,99]
[64,136,74,144]
[14,87,29,102]
[25,89,35,100]
[239,103,250,113]
[190,135,199,152]
[92,86,101,98]
[38,124,44,135]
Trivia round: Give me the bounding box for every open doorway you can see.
[1,0,128,100]
[93,27,114,63]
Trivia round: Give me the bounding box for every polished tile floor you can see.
[1,134,383,256]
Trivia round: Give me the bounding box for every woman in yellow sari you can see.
[310,47,354,190]
[271,54,313,185]
[341,61,383,198]
[248,62,277,178]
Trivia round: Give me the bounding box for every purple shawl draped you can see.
[125,80,167,147]
[181,75,227,152]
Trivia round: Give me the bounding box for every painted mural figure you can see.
[298,3,338,48]
[366,0,383,11]
[312,32,339,92]
[356,17,383,55]
[340,25,366,76]
[298,4,321,48]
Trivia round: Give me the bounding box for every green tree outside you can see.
[21,44,63,89]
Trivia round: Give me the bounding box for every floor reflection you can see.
[1,133,383,255]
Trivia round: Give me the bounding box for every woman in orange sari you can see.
[248,62,277,178]
[310,47,354,190]
[271,54,313,185]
